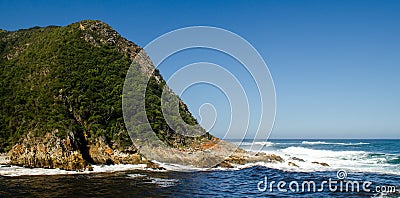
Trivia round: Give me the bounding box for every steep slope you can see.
[0,20,214,170]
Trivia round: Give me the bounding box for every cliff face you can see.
[8,131,143,170]
[0,20,211,170]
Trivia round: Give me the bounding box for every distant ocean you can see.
[1,139,399,197]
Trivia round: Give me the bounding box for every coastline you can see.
[2,139,399,177]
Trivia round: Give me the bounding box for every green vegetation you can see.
[0,20,208,153]
[145,71,204,147]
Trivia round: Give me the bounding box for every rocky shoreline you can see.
[4,131,162,171]
[2,131,289,171]
[217,149,284,168]
[1,138,303,172]
[2,140,332,173]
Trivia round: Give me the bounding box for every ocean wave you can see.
[126,173,147,178]
[280,146,367,158]
[237,146,400,175]
[232,141,275,147]
[253,141,274,147]
[146,177,179,188]
[277,146,399,175]
[150,160,207,172]
[387,157,400,165]
[301,141,370,146]
[146,147,400,175]
[0,164,147,177]
[126,173,179,187]
[1,145,398,177]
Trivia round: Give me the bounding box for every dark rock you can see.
[215,161,234,168]
[288,162,299,167]
[224,150,284,165]
[146,161,165,170]
[312,161,330,167]
[87,165,94,171]
[291,157,305,162]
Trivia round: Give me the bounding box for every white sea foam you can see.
[126,173,179,187]
[301,141,370,146]
[127,173,147,178]
[1,143,397,176]
[232,141,274,147]
[254,141,275,146]
[0,164,147,177]
[143,146,400,175]
[150,160,207,172]
[241,146,400,175]
[146,177,179,188]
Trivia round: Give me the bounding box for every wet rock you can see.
[215,161,234,168]
[87,165,94,171]
[288,162,299,167]
[312,161,330,167]
[146,161,165,170]
[291,157,305,162]
[223,149,284,166]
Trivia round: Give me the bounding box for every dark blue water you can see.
[0,139,399,197]
[0,167,399,197]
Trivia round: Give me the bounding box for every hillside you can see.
[0,20,215,170]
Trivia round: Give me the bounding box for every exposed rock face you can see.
[8,132,88,170]
[145,161,165,170]
[215,148,285,168]
[215,161,234,168]
[88,137,143,165]
[7,131,147,171]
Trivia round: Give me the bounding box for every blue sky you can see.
[1,0,399,139]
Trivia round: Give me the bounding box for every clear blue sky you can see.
[1,0,399,139]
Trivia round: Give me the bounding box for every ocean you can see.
[1,139,399,197]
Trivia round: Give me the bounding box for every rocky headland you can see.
[0,20,326,172]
